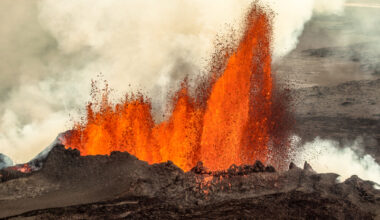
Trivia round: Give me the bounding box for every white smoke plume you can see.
[0,0,346,163]
[291,136,380,184]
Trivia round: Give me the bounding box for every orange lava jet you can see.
[62,5,291,171]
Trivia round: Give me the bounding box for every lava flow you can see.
[62,5,291,171]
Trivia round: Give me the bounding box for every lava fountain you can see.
[62,5,291,171]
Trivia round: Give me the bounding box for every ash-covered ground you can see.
[292,79,380,164]
[0,145,379,219]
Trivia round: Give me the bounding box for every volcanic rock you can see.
[288,161,298,170]
[303,161,314,172]
[0,144,379,219]
[265,165,276,172]
[0,134,66,183]
[253,160,265,172]
[190,161,211,174]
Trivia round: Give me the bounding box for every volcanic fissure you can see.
[61,5,291,172]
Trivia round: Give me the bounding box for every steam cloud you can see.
[291,137,380,185]
[0,0,348,163]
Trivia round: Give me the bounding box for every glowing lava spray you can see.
[62,4,291,171]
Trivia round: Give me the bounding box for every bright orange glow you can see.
[200,9,272,170]
[62,5,289,171]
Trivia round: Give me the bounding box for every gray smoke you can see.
[290,136,380,184]
[0,153,13,169]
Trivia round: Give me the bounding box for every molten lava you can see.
[63,5,290,171]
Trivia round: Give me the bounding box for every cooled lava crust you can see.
[0,144,379,219]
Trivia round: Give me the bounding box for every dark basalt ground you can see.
[0,144,379,219]
[5,192,375,219]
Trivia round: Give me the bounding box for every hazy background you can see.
[276,0,380,87]
[0,0,379,183]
